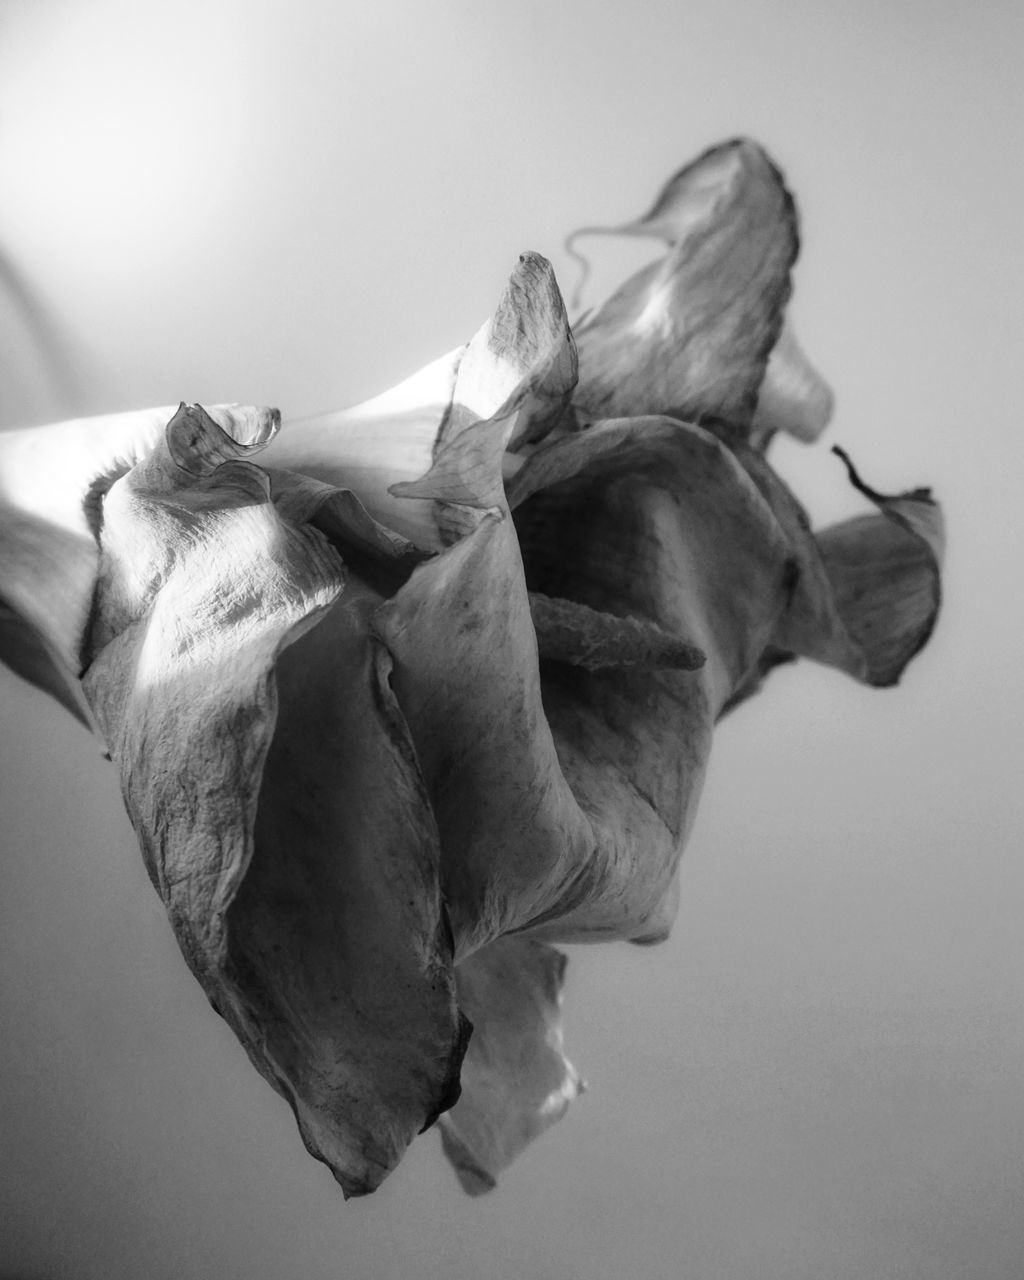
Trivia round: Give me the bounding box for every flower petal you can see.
[818,448,944,686]
[261,349,463,552]
[0,402,278,722]
[567,139,798,434]
[751,318,835,445]
[263,252,577,550]
[378,267,741,958]
[505,414,795,944]
[439,938,583,1195]
[82,404,467,1197]
[719,446,944,712]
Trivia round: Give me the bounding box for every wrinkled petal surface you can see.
[82,404,467,1197]
[569,139,798,434]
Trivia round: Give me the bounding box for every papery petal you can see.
[379,259,738,960]
[0,402,274,723]
[817,448,944,686]
[261,350,463,552]
[82,404,466,1197]
[439,938,582,1195]
[719,446,944,712]
[508,414,795,942]
[376,258,597,956]
[568,139,798,434]
[750,318,835,445]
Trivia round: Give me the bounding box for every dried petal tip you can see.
[570,139,799,434]
[439,939,583,1194]
[753,321,834,445]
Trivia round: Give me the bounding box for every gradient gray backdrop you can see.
[1,1,1022,1277]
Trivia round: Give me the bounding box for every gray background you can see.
[1,1,1022,1277]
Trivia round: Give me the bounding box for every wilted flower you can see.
[0,139,943,1197]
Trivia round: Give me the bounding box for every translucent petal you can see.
[439,938,583,1194]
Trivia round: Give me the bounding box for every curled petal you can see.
[818,448,944,686]
[82,404,466,1197]
[567,139,798,434]
[440,938,583,1194]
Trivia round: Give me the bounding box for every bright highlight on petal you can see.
[0,140,943,1197]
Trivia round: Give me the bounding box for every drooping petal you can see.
[567,139,799,435]
[439,938,583,1195]
[81,404,467,1197]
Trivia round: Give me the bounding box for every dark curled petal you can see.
[817,448,944,686]
[439,937,583,1194]
[729,443,944,693]
[82,404,466,1197]
[390,253,577,539]
[567,139,798,434]
[507,415,795,945]
[378,274,753,966]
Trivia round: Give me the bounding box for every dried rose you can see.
[0,139,943,1197]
